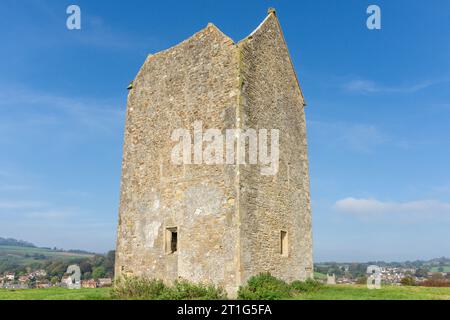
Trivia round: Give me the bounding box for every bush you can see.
[290,278,323,293]
[111,276,227,300]
[160,279,227,300]
[420,279,450,287]
[237,273,292,300]
[111,276,168,300]
[400,276,416,286]
[92,266,106,280]
[356,276,367,285]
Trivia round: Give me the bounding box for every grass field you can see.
[0,285,449,300]
[313,272,327,280]
[295,285,450,300]
[0,287,110,300]
[430,266,450,272]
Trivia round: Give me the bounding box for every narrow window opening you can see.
[280,230,288,256]
[171,230,177,253]
[166,227,178,254]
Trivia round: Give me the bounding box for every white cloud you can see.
[0,170,12,177]
[432,185,450,195]
[0,194,115,251]
[309,121,386,153]
[0,85,124,134]
[0,199,74,220]
[0,200,47,210]
[0,183,31,192]
[334,197,450,222]
[17,1,158,52]
[342,78,443,94]
[25,209,73,220]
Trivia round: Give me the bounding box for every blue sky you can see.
[0,0,449,261]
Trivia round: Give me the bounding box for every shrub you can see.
[111,276,168,300]
[290,278,323,293]
[400,276,416,286]
[111,276,227,300]
[160,279,227,300]
[237,273,291,300]
[356,276,367,285]
[420,279,450,287]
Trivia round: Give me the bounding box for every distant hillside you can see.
[426,257,450,266]
[0,237,102,275]
[0,245,94,260]
[0,237,35,248]
[0,237,95,255]
[0,245,95,272]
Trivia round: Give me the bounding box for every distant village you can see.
[325,266,449,286]
[0,270,112,289]
[0,237,115,290]
[315,257,450,287]
[2,266,449,290]
[1,238,449,290]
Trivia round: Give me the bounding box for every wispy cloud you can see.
[0,200,46,210]
[0,85,124,135]
[21,1,159,52]
[0,200,115,251]
[342,78,447,94]
[71,15,160,51]
[309,121,387,153]
[0,199,74,220]
[0,184,31,192]
[0,171,11,178]
[432,185,450,196]
[431,103,450,111]
[25,209,73,220]
[334,197,450,222]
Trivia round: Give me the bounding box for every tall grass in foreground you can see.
[112,273,323,300]
[111,276,227,300]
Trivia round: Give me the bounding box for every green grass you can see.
[0,287,110,300]
[0,285,449,300]
[430,266,450,272]
[293,285,450,300]
[314,272,327,280]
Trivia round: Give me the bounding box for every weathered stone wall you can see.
[237,13,313,283]
[115,10,313,295]
[115,24,241,294]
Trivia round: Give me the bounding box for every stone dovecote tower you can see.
[115,8,313,295]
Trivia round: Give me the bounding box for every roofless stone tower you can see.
[115,8,313,295]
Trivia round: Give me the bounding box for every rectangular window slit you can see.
[280,230,288,256]
[166,227,178,254]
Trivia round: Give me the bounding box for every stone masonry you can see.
[115,8,313,295]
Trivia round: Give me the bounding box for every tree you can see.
[104,251,115,269]
[79,260,92,274]
[92,266,106,280]
[415,267,429,278]
[83,271,92,280]
[356,276,367,285]
[103,250,115,277]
